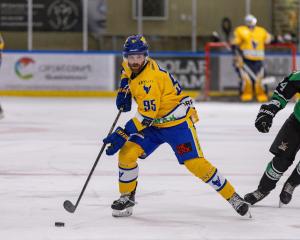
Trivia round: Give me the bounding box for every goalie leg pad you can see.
[240,70,253,102]
[255,81,268,102]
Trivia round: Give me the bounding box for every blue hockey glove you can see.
[116,78,132,112]
[255,101,281,133]
[103,127,129,155]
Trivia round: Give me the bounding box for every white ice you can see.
[0,97,299,240]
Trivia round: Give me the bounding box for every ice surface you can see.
[0,97,299,240]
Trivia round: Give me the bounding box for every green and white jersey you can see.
[272,71,300,122]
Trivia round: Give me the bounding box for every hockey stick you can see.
[63,109,123,213]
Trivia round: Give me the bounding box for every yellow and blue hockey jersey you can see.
[121,58,198,133]
[232,25,271,61]
[0,33,4,50]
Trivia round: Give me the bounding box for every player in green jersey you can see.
[244,71,300,207]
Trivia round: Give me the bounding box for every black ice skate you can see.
[279,181,297,207]
[228,193,251,217]
[111,191,136,217]
[244,188,269,205]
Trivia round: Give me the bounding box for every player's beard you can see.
[129,62,144,74]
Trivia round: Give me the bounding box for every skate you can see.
[279,182,297,207]
[228,193,251,217]
[111,191,136,217]
[244,188,269,205]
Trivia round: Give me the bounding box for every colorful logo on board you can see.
[15,57,35,80]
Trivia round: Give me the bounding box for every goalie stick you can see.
[240,60,276,85]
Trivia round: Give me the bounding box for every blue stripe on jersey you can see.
[158,64,167,73]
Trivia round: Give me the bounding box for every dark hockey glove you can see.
[116,78,132,112]
[103,127,129,155]
[255,101,281,133]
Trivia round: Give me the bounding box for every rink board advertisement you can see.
[115,54,207,91]
[0,0,83,31]
[154,55,206,90]
[0,52,115,91]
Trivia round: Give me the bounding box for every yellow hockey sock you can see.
[184,158,235,200]
[118,141,144,194]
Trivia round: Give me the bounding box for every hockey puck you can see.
[55,222,65,227]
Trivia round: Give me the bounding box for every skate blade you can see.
[246,209,252,219]
[112,207,133,217]
[279,200,285,208]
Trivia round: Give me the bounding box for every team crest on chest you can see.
[251,40,258,49]
[143,85,151,94]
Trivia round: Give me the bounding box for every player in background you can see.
[103,35,250,217]
[244,71,300,206]
[0,33,4,119]
[231,14,272,102]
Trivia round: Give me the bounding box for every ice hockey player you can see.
[231,14,271,102]
[244,71,300,207]
[0,33,4,119]
[103,34,250,217]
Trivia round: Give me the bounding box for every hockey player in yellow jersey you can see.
[231,14,271,102]
[0,33,4,119]
[103,35,250,217]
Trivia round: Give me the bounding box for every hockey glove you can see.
[255,101,281,133]
[233,55,244,68]
[116,78,132,112]
[103,127,129,155]
[231,45,244,68]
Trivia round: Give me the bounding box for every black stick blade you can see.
[63,200,76,213]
